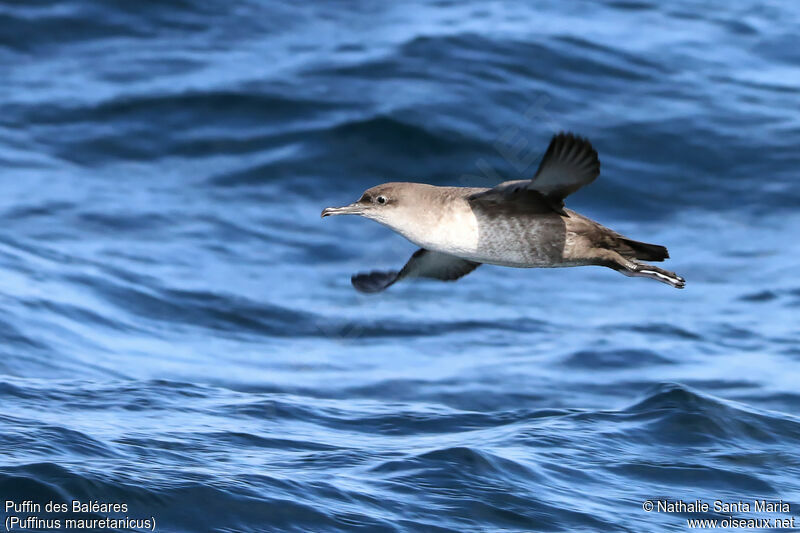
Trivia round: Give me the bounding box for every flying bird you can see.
[322,132,685,293]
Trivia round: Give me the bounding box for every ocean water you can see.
[1,0,800,531]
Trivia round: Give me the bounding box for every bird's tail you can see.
[619,238,669,262]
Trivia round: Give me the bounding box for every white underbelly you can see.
[393,207,574,268]
[400,209,481,256]
[419,217,571,267]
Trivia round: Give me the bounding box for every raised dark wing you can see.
[528,132,599,203]
[351,249,481,293]
[470,132,599,211]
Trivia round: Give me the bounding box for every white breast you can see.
[393,204,480,257]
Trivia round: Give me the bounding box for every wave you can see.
[2,379,798,531]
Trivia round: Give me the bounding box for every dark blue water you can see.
[1,1,799,531]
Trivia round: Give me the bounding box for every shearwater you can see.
[322,132,685,293]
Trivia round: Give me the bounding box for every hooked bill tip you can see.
[320,204,363,218]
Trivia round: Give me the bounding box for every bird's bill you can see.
[321,203,365,218]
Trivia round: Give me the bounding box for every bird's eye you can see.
[376,196,387,205]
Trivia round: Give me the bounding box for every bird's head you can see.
[321,182,422,227]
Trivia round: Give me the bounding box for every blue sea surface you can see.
[1,1,800,531]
